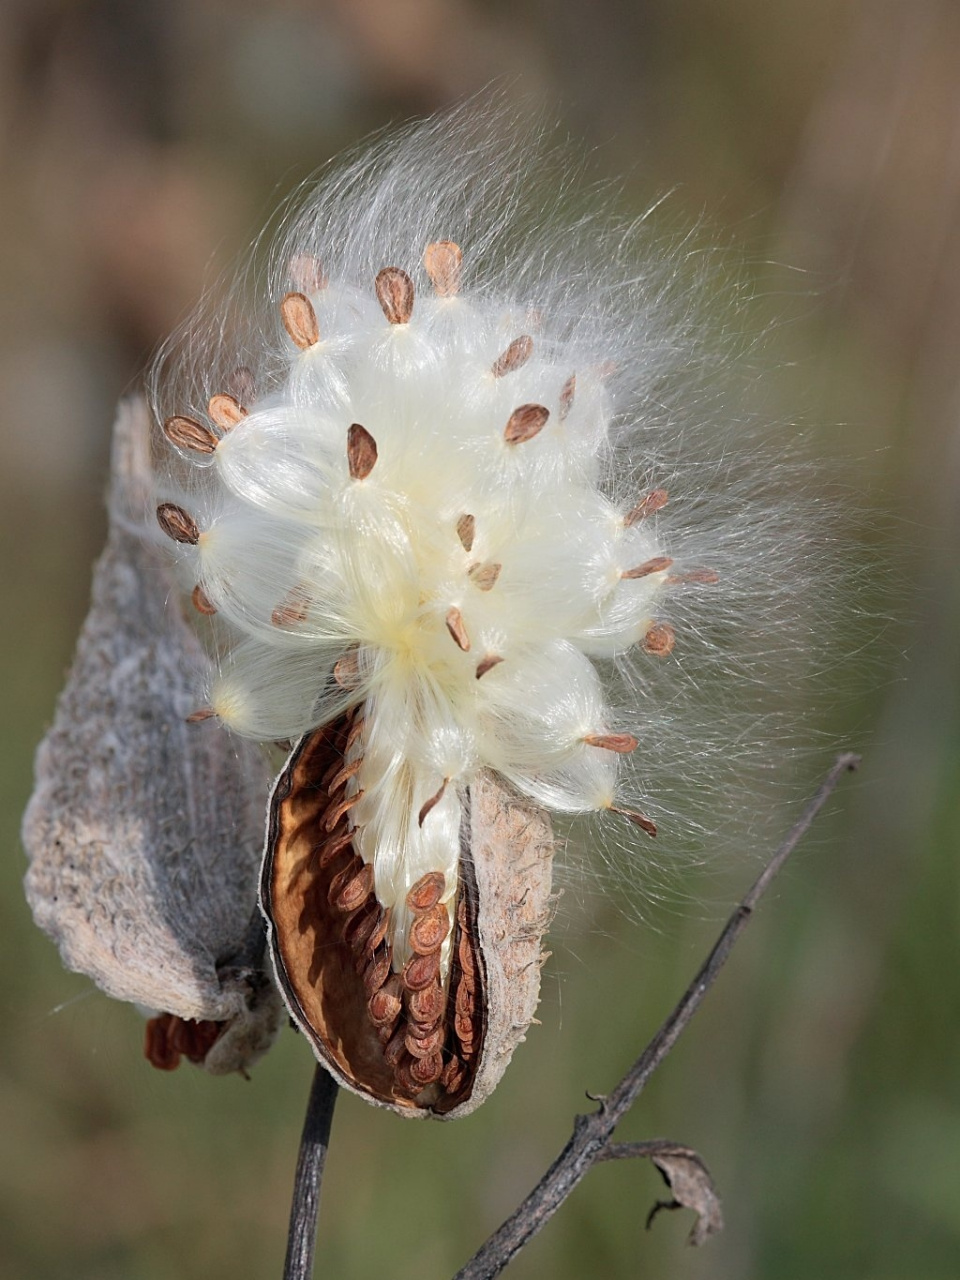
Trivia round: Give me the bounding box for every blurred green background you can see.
[2,1,958,1277]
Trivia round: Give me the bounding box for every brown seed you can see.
[666,568,720,585]
[163,414,218,455]
[288,253,328,293]
[458,929,478,981]
[327,755,363,793]
[367,906,391,953]
[383,1025,408,1068]
[342,899,378,949]
[455,1010,476,1043]
[622,556,674,580]
[456,513,475,552]
[405,1025,445,1059]
[368,979,402,1028]
[504,403,549,445]
[334,862,375,913]
[362,944,393,997]
[475,653,504,680]
[409,1052,444,1086]
[559,374,576,421]
[624,489,669,526]
[191,584,216,616]
[402,950,441,991]
[643,622,676,657]
[440,1056,467,1094]
[345,716,365,752]
[316,827,355,868]
[423,240,462,297]
[418,779,449,828]
[323,788,364,833]
[612,806,658,837]
[207,393,246,431]
[582,732,639,754]
[393,1058,425,1097]
[280,291,320,349]
[271,590,309,628]
[409,904,450,955]
[156,503,199,545]
[455,981,475,1017]
[491,335,533,378]
[445,606,471,652]
[347,423,378,480]
[406,871,446,913]
[333,648,361,688]
[375,266,415,324]
[185,707,216,723]
[468,561,501,591]
[409,979,445,1025]
[327,855,362,906]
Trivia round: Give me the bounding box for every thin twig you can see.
[454,751,860,1279]
[283,1064,340,1280]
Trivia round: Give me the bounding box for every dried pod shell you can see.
[261,725,554,1118]
[22,399,284,1076]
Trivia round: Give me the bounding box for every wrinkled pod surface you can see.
[261,707,554,1118]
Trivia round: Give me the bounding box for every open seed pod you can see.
[261,710,555,1118]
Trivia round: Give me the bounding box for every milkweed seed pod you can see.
[22,400,285,1075]
[148,106,826,1114]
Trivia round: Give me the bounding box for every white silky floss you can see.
[150,107,802,972]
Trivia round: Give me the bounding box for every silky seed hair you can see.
[149,103,836,935]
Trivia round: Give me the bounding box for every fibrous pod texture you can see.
[148,107,806,1114]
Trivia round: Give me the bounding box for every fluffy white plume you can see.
[149,102,839,936]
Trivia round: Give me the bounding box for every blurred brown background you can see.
[2,1,958,1277]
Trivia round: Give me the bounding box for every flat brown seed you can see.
[156,503,199,545]
[409,980,445,1024]
[405,1026,445,1059]
[622,556,674,580]
[316,828,355,868]
[368,983,402,1028]
[643,622,676,657]
[455,981,475,1017]
[347,423,378,480]
[456,513,475,552]
[624,489,669,526]
[333,649,361,688]
[406,871,446,913]
[208,393,246,432]
[475,654,503,680]
[423,240,462,297]
[375,267,415,324]
[323,788,363,833]
[409,1052,444,1086]
[582,732,640,754]
[383,1025,408,1068]
[335,862,375,913]
[185,707,216,723]
[271,591,309,628]
[491,335,533,378]
[342,899,378,949]
[191,584,216,616]
[440,1057,467,1093]
[469,562,501,591]
[163,414,218,455]
[280,291,320,349]
[612,806,658,837]
[367,906,391,953]
[288,254,328,293]
[402,950,441,991]
[327,756,363,793]
[327,855,362,907]
[445,606,471,652]
[504,403,549,445]
[409,904,450,955]
[559,374,576,421]
[418,779,448,828]
[362,945,392,997]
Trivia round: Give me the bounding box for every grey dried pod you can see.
[261,716,555,1117]
[22,398,284,1076]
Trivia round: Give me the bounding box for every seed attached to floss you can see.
[504,403,549,445]
[375,266,415,324]
[163,414,218,455]
[208,393,246,431]
[423,240,462,296]
[491,335,534,378]
[347,423,378,481]
[280,291,320,349]
[156,503,199,545]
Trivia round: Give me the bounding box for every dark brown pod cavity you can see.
[260,713,554,1119]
